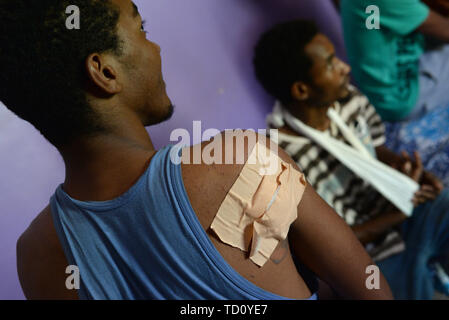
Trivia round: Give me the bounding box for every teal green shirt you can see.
[341,0,429,121]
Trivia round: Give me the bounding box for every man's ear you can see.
[85,53,123,95]
[291,81,309,101]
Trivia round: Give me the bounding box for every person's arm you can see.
[376,145,443,194]
[351,210,407,245]
[193,131,392,299]
[417,9,449,42]
[288,183,393,299]
[276,146,393,299]
[375,145,402,167]
[17,206,78,300]
[353,147,442,245]
[422,0,449,16]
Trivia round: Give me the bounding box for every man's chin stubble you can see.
[145,104,175,127]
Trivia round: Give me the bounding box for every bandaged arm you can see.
[208,133,393,299]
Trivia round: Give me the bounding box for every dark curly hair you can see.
[0,0,123,146]
[253,20,319,105]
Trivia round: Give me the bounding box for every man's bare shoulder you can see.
[179,129,300,231]
[179,130,316,299]
[180,130,251,227]
[16,205,77,300]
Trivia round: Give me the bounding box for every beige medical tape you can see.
[210,142,306,267]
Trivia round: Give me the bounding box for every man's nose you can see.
[338,59,351,75]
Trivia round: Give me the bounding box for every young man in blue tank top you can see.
[1,0,392,299]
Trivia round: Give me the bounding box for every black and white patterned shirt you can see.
[268,87,404,260]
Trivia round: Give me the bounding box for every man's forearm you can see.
[417,9,449,42]
[375,145,402,166]
[422,0,449,17]
[351,210,407,245]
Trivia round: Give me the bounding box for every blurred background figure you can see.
[340,0,449,187]
[253,19,449,300]
[341,0,449,122]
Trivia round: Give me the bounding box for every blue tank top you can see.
[50,145,317,300]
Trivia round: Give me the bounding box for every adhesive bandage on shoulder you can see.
[210,142,306,267]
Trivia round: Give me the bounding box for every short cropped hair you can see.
[253,20,319,105]
[0,0,122,146]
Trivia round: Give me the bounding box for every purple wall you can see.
[0,0,345,299]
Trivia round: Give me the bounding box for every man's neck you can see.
[286,101,333,132]
[59,119,157,202]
